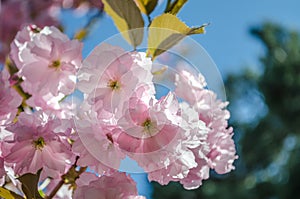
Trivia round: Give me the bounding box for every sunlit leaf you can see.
[0,187,23,199]
[103,0,144,48]
[135,0,158,15]
[165,0,188,15]
[18,169,43,199]
[147,13,207,59]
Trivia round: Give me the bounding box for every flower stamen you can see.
[33,137,46,150]
[49,60,61,68]
[107,80,120,90]
[142,118,153,134]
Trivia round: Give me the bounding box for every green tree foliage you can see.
[152,22,300,199]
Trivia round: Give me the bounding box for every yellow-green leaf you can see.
[0,187,15,199]
[147,13,207,59]
[135,0,158,15]
[0,187,23,199]
[165,0,188,15]
[103,0,144,48]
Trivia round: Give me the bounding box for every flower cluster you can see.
[10,25,82,112]
[75,43,238,190]
[2,111,74,178]
[0,24,237,198]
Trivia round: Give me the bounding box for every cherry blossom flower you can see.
[175,70,207,105]
[77,43,153,117]
[76,171,99,186]
[10,25,83,110]
[73,172,144,199]
[195,90,237,174]
[0,70,22,126]
[72,119,125,173]
[175,70,238,189]
[2,112,74,178]
[179,157,210,189]
[9,25,33,69]
[147,102,209,187]
[117,92,184,172]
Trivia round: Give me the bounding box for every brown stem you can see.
[5,58,18,75]
[147,14,152,27]
[45,157,87,199]
[4,58,32,114]
[45,180,64,199]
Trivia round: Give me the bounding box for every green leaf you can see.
[135,0,158,15]
[18,169,43,199]
[147,13,207,59]
[165,0,188,15]
[103,0,144,48]
[0,187,24,199]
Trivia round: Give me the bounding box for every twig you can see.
[45,156,86,199]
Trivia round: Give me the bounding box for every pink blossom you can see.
[175,70,238,188]
[73,119,125,172]
[147,102,209,187]
[0,70,22,126]
[26,92,79,120]
[77,43,153,118]
[73,172,143,199]
[175,70,207,105]
[76,172,99,186]
[193,90,237,174]
[10,25,36,71]
[179,157,210,189]
[10,25,82,110]
[117,92,184,172]
[77,43,134,94]
[2,112,74,177]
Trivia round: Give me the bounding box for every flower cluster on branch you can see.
[0,0,237,198]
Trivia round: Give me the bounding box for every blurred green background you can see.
[152,18,300,199]
[150,1,300,198]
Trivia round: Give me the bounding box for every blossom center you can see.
[142,118,154,134]
[108,80,120,90]
[33,137,46,150]
[49,60,61,68]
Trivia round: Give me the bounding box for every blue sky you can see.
[178,0,300,76]
[62,0,300,77]
[60,1,300,198]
